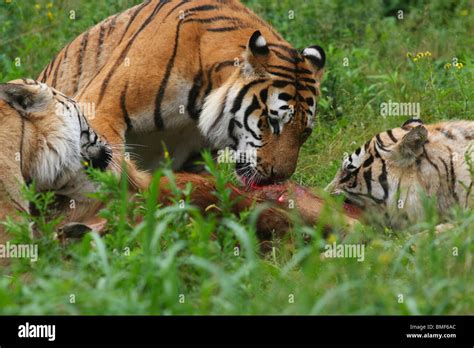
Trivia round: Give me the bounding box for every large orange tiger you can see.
[38,0,326,189]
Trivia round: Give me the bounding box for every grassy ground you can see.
[0,0,473,314]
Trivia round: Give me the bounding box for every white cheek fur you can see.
[31,114,83,191]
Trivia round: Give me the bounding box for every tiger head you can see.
[200,31,325,187]
[326,118,473,228]
[0,79,111,195]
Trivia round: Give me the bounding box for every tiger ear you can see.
[391,125,428,166]
[243,30,270,76]
[401,118,424,129]
[0,81,50,114]
[302,45,325,79]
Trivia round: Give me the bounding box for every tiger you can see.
[326,118,474,229]
[38,0,326,189]
[0,79,111,260]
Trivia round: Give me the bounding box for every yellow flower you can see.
[327,234,337,244]
[47,11,53,20]
[444,63,452,69]
[378,252,393,264]
[413,57,419,62]
[416,52,424,58]
[460,9,468,16]
[424,51,432,57]
[47,2,53,8]
[34,3,41,9]
[455,62,464,69]
[406,52,413,58]
[83,161,89,167]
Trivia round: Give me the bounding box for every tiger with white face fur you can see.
[0,80,111,200]
[0,79,111,253]
[326,119,474,229]
[38,0,326,189]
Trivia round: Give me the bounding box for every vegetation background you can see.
[0,0,472,314]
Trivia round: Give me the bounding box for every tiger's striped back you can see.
[38,0,326,188]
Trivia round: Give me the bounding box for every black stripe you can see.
[268,117,280,135]
[379,158,389,199]
[228,118,238,148]
[272,80,293,88]
[373,144,382,158]
[363,168,372,194]
[375,134,389,152]
[299,77,316,84]
[202,66,214,107]
[296,83,309,92]
[97,23,106,63]
[120,82,132,130]
[230,79,266,114]
[107,13,119,35]
[243,95,262,140]
[363,155,374,167]
[273,50,296,64]
[386,129,398,143]
[207,26,240,32]
[183,16,241,24]
[164,0,189,19]
[74,30,90,95]
[306,85,316,95]
[41,62,52,82]
[439,128,456,140]
[422,146,440,174]
[341,167,360,185]
[118,1,151,44]
[267,70,295,80]
[215,60,235,72]
[187,70,203,120]
[45,52,58,79]
[268,64,312,75]
[259,89,268,104]
[268,43,298,56]
[278,93,292,101]
[51,53,64,88]
[63,42,71,60]
[97,0,170,106]
[154,12,183,129]
[449,149,459,203]
[246,141,262,148]
[185,4,219,14]
[440,157,450,182]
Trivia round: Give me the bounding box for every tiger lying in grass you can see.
[0,79,111,263]
[326,119,474,229]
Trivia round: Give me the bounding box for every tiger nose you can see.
[268,164,295,182]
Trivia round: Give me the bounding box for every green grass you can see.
[0,0,473,314]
